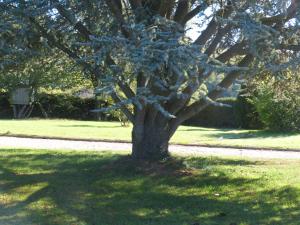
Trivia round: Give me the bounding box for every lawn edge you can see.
[1,133,300,152]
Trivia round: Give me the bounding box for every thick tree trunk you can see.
[132,123,170,160]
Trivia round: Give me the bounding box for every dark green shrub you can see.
[32,93,111,120]
[246,69,300,132]
[250,82,300,131]
[185,96,264,129]
[0,92,13,118]
[235,87,263,129]
[185,97,239,128]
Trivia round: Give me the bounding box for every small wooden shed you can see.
[11,88,32,105]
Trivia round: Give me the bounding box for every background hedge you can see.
[185,97,263,129]
[1,92,263,129]
[0,92,13,119]
[0,92,115,121]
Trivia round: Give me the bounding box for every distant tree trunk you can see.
[132,117,171,160]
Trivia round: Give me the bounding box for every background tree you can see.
[0,53,89,92]
[1,0,300,160]
[247,68,300,131]
[0,50,92,118]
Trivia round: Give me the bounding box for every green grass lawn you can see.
[0,119,299,150]
[0,148,299,225]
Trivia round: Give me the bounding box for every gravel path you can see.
[1,136,300,159]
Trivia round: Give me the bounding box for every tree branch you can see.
[52,2,137,103]
[159,0,175,18]
[170,54,254,134]
[166,40,247,116]
[260,0,300,25]
[205,24,232,57]
[51,1,92,40]
[105,0,131,38]
[165,0,176,19]
[278,44,300,51]
[111,92,135,123]
[174,0,191,24]
[216,41,247,62]
[194,5,233,46]
[128,0,142,10]
[182,3,207,25]
[104,55,136,100]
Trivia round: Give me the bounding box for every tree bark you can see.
[132,122,170,160]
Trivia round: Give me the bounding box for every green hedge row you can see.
[185,96,263,129]
[1,92,262,129]
[0,92,115,121]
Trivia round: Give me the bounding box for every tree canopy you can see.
[0,0,300,159]
[0,52,90,92]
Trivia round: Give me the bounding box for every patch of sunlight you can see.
[131,208,155,217]
[0,192,12,205]
[197,211,223,220]
[28,197,56,211]
[28,197,87,225]
[158,208,171,216]
[107,179,145,190]
[269,216,284,223]
[2,182,48,205]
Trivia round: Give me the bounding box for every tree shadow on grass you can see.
[0,149,299,225]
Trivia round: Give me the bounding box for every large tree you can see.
[1,0,300,160]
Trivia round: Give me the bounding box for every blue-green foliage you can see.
[0,0,300,124]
